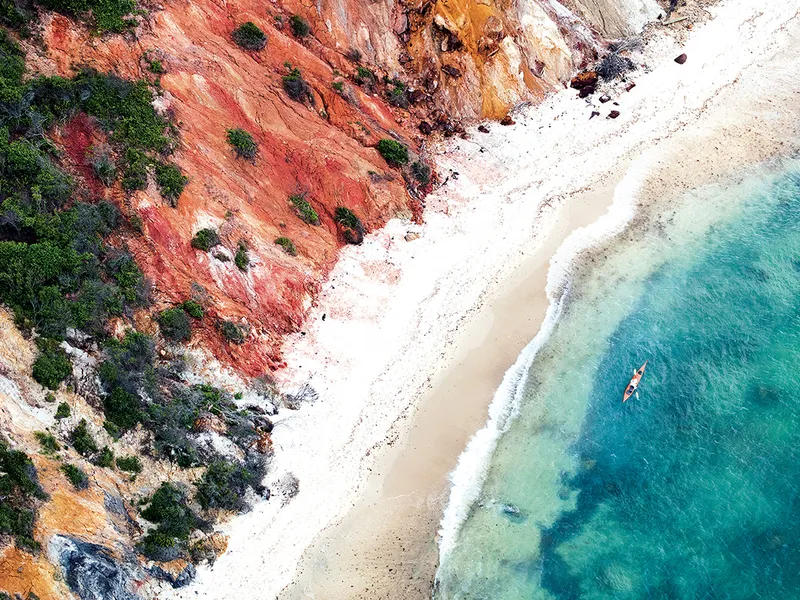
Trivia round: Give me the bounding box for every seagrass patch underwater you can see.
[435,160,800,600]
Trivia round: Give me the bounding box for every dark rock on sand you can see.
[570,70,598,89]
[625,82,637,91]
[608,110,620,119]
[599,94,611,103]
[478,124,490,133]
[500,115,515,126]
[675,53,688,64]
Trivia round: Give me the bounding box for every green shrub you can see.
[55,402,70,419]
[91,152,116,186]
[61,463,88,490]
[411,160,431,184]
[115,455,142,474]
[155,162,188,206]
[138,482,202,560]
[234,242,249,271]
[121,148,149,191]
[385,79,408,108]
[334,207,365,245]
[217,320,246,344]
[182,300,203,319]
[147,59,165,74]
[195,460,259,511]
[274,237,297,256]
[158,308,191,342]
[32,340,71,390]
[0,443,47,552]
[37,0,137,33]
[282,68,311,103]
[34,431,60,454]
[70,419,98,456]
[289,15,311,38]
[331,81,344,94]
[377,139,408,167]
[45,393,56,403]
[354,66,375,86]
[226,128,258,160]
[191,228,220,251]
[94,446,114,467]
[103,387,143,431]
[232,22,267,51]
[289,194,319,225]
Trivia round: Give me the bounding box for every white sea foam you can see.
[436,147,653,562]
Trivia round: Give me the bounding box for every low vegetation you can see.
[55,402,71,420]
[289,194,319,225]
[61,463,89,490]
[274,237,297,256]
[411,160,431,184]
[234,241,249,272]
[182,300,204,319]
[116,455,142,474]
[289,15,311,38]
[377,138,409,167]
[32,340,72,390]
[95,446,114,467]
[155,162,188,206]
[385,79,408,108]
[34,432,60,455]
[191,228,220,251]
[0,443,48,552]
[226,128,258,160]
[232,22,267,51]
[139,482,203,561]
[70,419,99,457]
[282,67,312,103]
[35,0,137,33]
[217,320,246,344]
[158,307,192,342]
[353,66,376,87]
[334,207,365,245]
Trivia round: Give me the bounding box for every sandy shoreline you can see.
[171,2,800,598]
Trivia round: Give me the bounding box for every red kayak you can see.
[623,361,648,403]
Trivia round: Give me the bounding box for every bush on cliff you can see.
[234,241,249,271]
[155,162,189,206]
[289,15,311,38]
[282,68,312,103]
[32,340,72,390]
[0,443,48,552]
[232,22,267,51]
[35,0,136,32]
[274,237,297,256]
[181,300,204,319]
[61,463,89,490]
[195,459,264,512]
[70,419,99,457]
[217,320,246,344]
[191,228,220,252]
[116,455,142,474]
[226,128,258,160]
[158,307,192,342]
[139,482,204,561]
[411,160,431,184]
[384,79,408,108]
[377,139,408,167]
[289,193,319,225]
[334,207,365,245]
[55,402,71,419]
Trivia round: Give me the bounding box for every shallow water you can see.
[435,161,800,599]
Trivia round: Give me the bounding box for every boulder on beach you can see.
[570,70,598,90]
[675,53,688,64]
[608,110,621,119]
[500,115,515,126]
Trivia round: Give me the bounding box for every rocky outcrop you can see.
[49,536,141,600]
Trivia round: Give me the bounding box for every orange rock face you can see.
[33,3,426,376]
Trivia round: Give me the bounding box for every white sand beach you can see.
[171,1,800,598]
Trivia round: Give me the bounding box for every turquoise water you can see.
[435,161,800,600]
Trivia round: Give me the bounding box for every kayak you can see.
[623,360,648,403]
